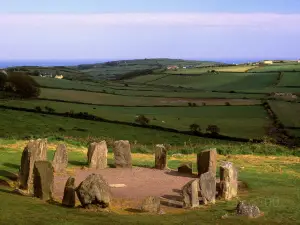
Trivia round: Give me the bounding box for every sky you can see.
[1,0,300,61]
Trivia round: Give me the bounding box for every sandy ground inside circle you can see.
[54,167,198,211]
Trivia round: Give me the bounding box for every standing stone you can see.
[87,141,108,169]
[155,144,167,170]
[197,148,217,177]
[140,196,161,213]
[220,162,238,200]
[113,140,132,168]
[62,177,76,207]
[199,172,216,205]
[76,174,112,208]
[181,179,199,208]
[178,162,193,174]
[52,144,68,172]
[236,201,261,218]
[33,161,54,201]
[19,139,48,191]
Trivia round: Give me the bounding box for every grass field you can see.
[38,88,261,106]
[0,100,268,139]
[250,64,300,72]
[277,72,300,87]
[147,73,278,91]
[268,101,300,128]
[0,140,300,224]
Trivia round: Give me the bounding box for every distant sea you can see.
[0,58,272,69]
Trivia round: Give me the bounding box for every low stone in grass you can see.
[62,177,76,207]
[236,201,261,218]
[87,141,108,169]
[33,161,54,201]
[140,196,161,213]
[52,144,68,173]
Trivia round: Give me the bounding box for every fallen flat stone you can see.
[76,174,112,208]
[236,201,261,218]
[33,161,54,201]
[52,144,68,173]
[155,144,167,170]
[19,139,48,192]
[87,141,108,169]
[113,140,132,168]
[197,148,217,177]
[62,177,76,207]
[220,162,238,200]
[199,172,216,205]
[182,179,199,208]
[140,196,161,213]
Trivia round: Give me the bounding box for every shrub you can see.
[45,106,55,113]
[225,102,231,106]
[188,102,192,107]
[206,125,220,135]
[135,115,150,126]
[202,102,206,106]
[189,123,201,133]
[192,103,197,107]
[35,106,42,112]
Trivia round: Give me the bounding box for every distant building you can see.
[297,59,300,63]
[55,75,64,79]
[263,60,273,65]
[167,65,179,70]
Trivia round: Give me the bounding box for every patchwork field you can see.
[250,64,300,72]
[277,72,300,87]
[268,101,300,128]
[0,100,268,139]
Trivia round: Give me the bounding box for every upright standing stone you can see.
[181,179,199,208]
[87,141,108,169]
[33,161,54,201]
[197,148,217,177]
[113,140,132,168]
[52,144,68,172]
[220,162,238,200]
[155,144,167,170]
[199,172,216,205]
[76,174,112,208]
[19,139,48,191]
[62,177,76,207]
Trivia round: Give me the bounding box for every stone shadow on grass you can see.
[124,208,143,213]
[2,163,20,170]
[164,170,198,178]
[0,170,18,181]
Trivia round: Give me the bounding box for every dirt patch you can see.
[54,167,197,211]
[159,98,260,106]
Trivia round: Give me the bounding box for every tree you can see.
[206,125,220,135]
[0,70,8,90]
[6,72,40,98]
[190,123,201,133]
[135,115,150,126]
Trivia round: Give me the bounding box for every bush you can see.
[190,123,201,133]
[35,106,42,112]
[188,102,192,107]
[45,106,55,113]
[206,125,220,135]
[192,103,197,107]
[6,72,40,98]
[225,102,231,106]
[135,115,150,126]
[202,102,206,106]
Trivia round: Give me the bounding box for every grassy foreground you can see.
[0,140,300,224]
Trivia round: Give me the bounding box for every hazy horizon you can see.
[1,1,300,60]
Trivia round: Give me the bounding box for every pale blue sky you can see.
[1,1,300,60]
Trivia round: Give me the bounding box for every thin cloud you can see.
[0,13,299,28]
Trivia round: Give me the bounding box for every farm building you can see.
[55,75,64,79]
[263,60,273,65]
[167,65,179,70]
